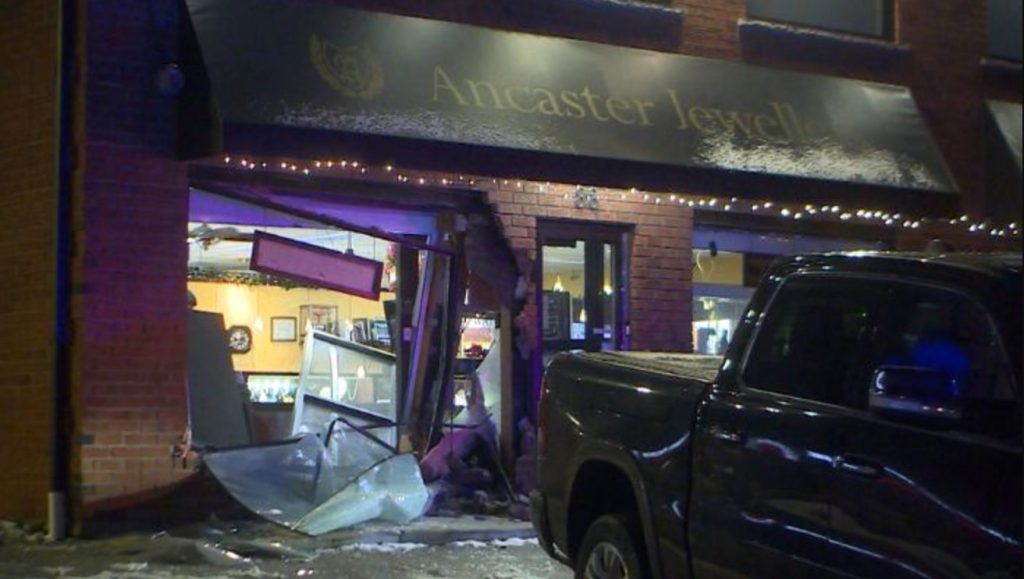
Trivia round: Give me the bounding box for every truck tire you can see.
[574,513,649,579]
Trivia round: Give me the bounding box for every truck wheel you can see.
[575,513,648,579]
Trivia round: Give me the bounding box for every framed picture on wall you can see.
[351,318,369,343]
[270,317,298,342]
[300,305,339,337]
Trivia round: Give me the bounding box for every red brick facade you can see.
[485,181,693,353]
[72,0,191,516]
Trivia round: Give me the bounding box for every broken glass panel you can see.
[473,334,502,437]
[293,331,398,446]
[204,423,428,535]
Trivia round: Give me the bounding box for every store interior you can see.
[691,228,887,355]
[540,242,617,348]
[188,223,400,403]
[185,187,504,447]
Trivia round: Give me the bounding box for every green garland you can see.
[187,266,314,290]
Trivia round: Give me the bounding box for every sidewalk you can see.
[0,514,537,579]
[313,515,535,548]
[2,514,536,560]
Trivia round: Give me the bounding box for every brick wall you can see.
[679,0,743,59]
[0,0,59,524]
[485,181,694,353]
[73,0,191,518]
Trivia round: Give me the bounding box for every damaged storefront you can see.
[5,0,1019,535]
[171,0,975,532]
[180,169,520,534]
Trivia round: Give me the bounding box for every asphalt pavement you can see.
[0,516,572,579]
[0,537,572,579]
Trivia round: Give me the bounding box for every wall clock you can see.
[226,325,253,354]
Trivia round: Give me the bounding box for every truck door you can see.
[690,275,885,578]
[826,282,1022,578]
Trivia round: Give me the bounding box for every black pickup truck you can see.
[531,252,1022,579]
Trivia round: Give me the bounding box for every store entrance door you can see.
[538,221,629,364]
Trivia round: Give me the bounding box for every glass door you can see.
[539,222,628,364]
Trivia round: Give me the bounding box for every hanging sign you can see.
[250,231,384,301]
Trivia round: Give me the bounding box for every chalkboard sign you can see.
[542,291,570,341]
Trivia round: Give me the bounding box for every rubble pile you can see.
[419,373,528,520]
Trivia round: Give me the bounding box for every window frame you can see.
[745,0,895,41]
[739,271,1020,445]
[737,272,886,408]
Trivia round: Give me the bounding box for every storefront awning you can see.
[985,100,1022,219]
[180,0,957,211]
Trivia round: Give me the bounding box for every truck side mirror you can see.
[869,366,963,423]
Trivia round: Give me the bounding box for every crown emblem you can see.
[309,35,383,100]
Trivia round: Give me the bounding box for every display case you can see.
[245,373,300,403]
[292,330,399,446]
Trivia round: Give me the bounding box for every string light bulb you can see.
[208,154,1021,240]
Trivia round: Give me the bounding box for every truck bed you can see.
[570,351,722,383]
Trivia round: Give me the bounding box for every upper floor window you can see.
[746,0,893,39]
[988,0,1023,61]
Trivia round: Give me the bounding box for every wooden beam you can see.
[403,249,447,451]
[499,305,515,477]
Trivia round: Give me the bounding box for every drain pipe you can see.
[49,0,76,541]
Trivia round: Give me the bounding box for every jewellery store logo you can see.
[309,35,384,100]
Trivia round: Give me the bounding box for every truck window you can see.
[870,284,1019,441]
[741,277,881,406]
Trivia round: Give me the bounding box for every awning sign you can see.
[184,0,956,194]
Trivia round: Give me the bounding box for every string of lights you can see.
[219,155,1021,239]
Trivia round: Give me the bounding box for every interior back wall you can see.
[188,281,392,373]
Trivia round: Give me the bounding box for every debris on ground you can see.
[215,538,314,561]
[418,371,527,521]
[204,424,429,536]
[0,520,46,544]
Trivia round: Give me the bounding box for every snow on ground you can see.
[336,541,429,553]
[451,537,539,548]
